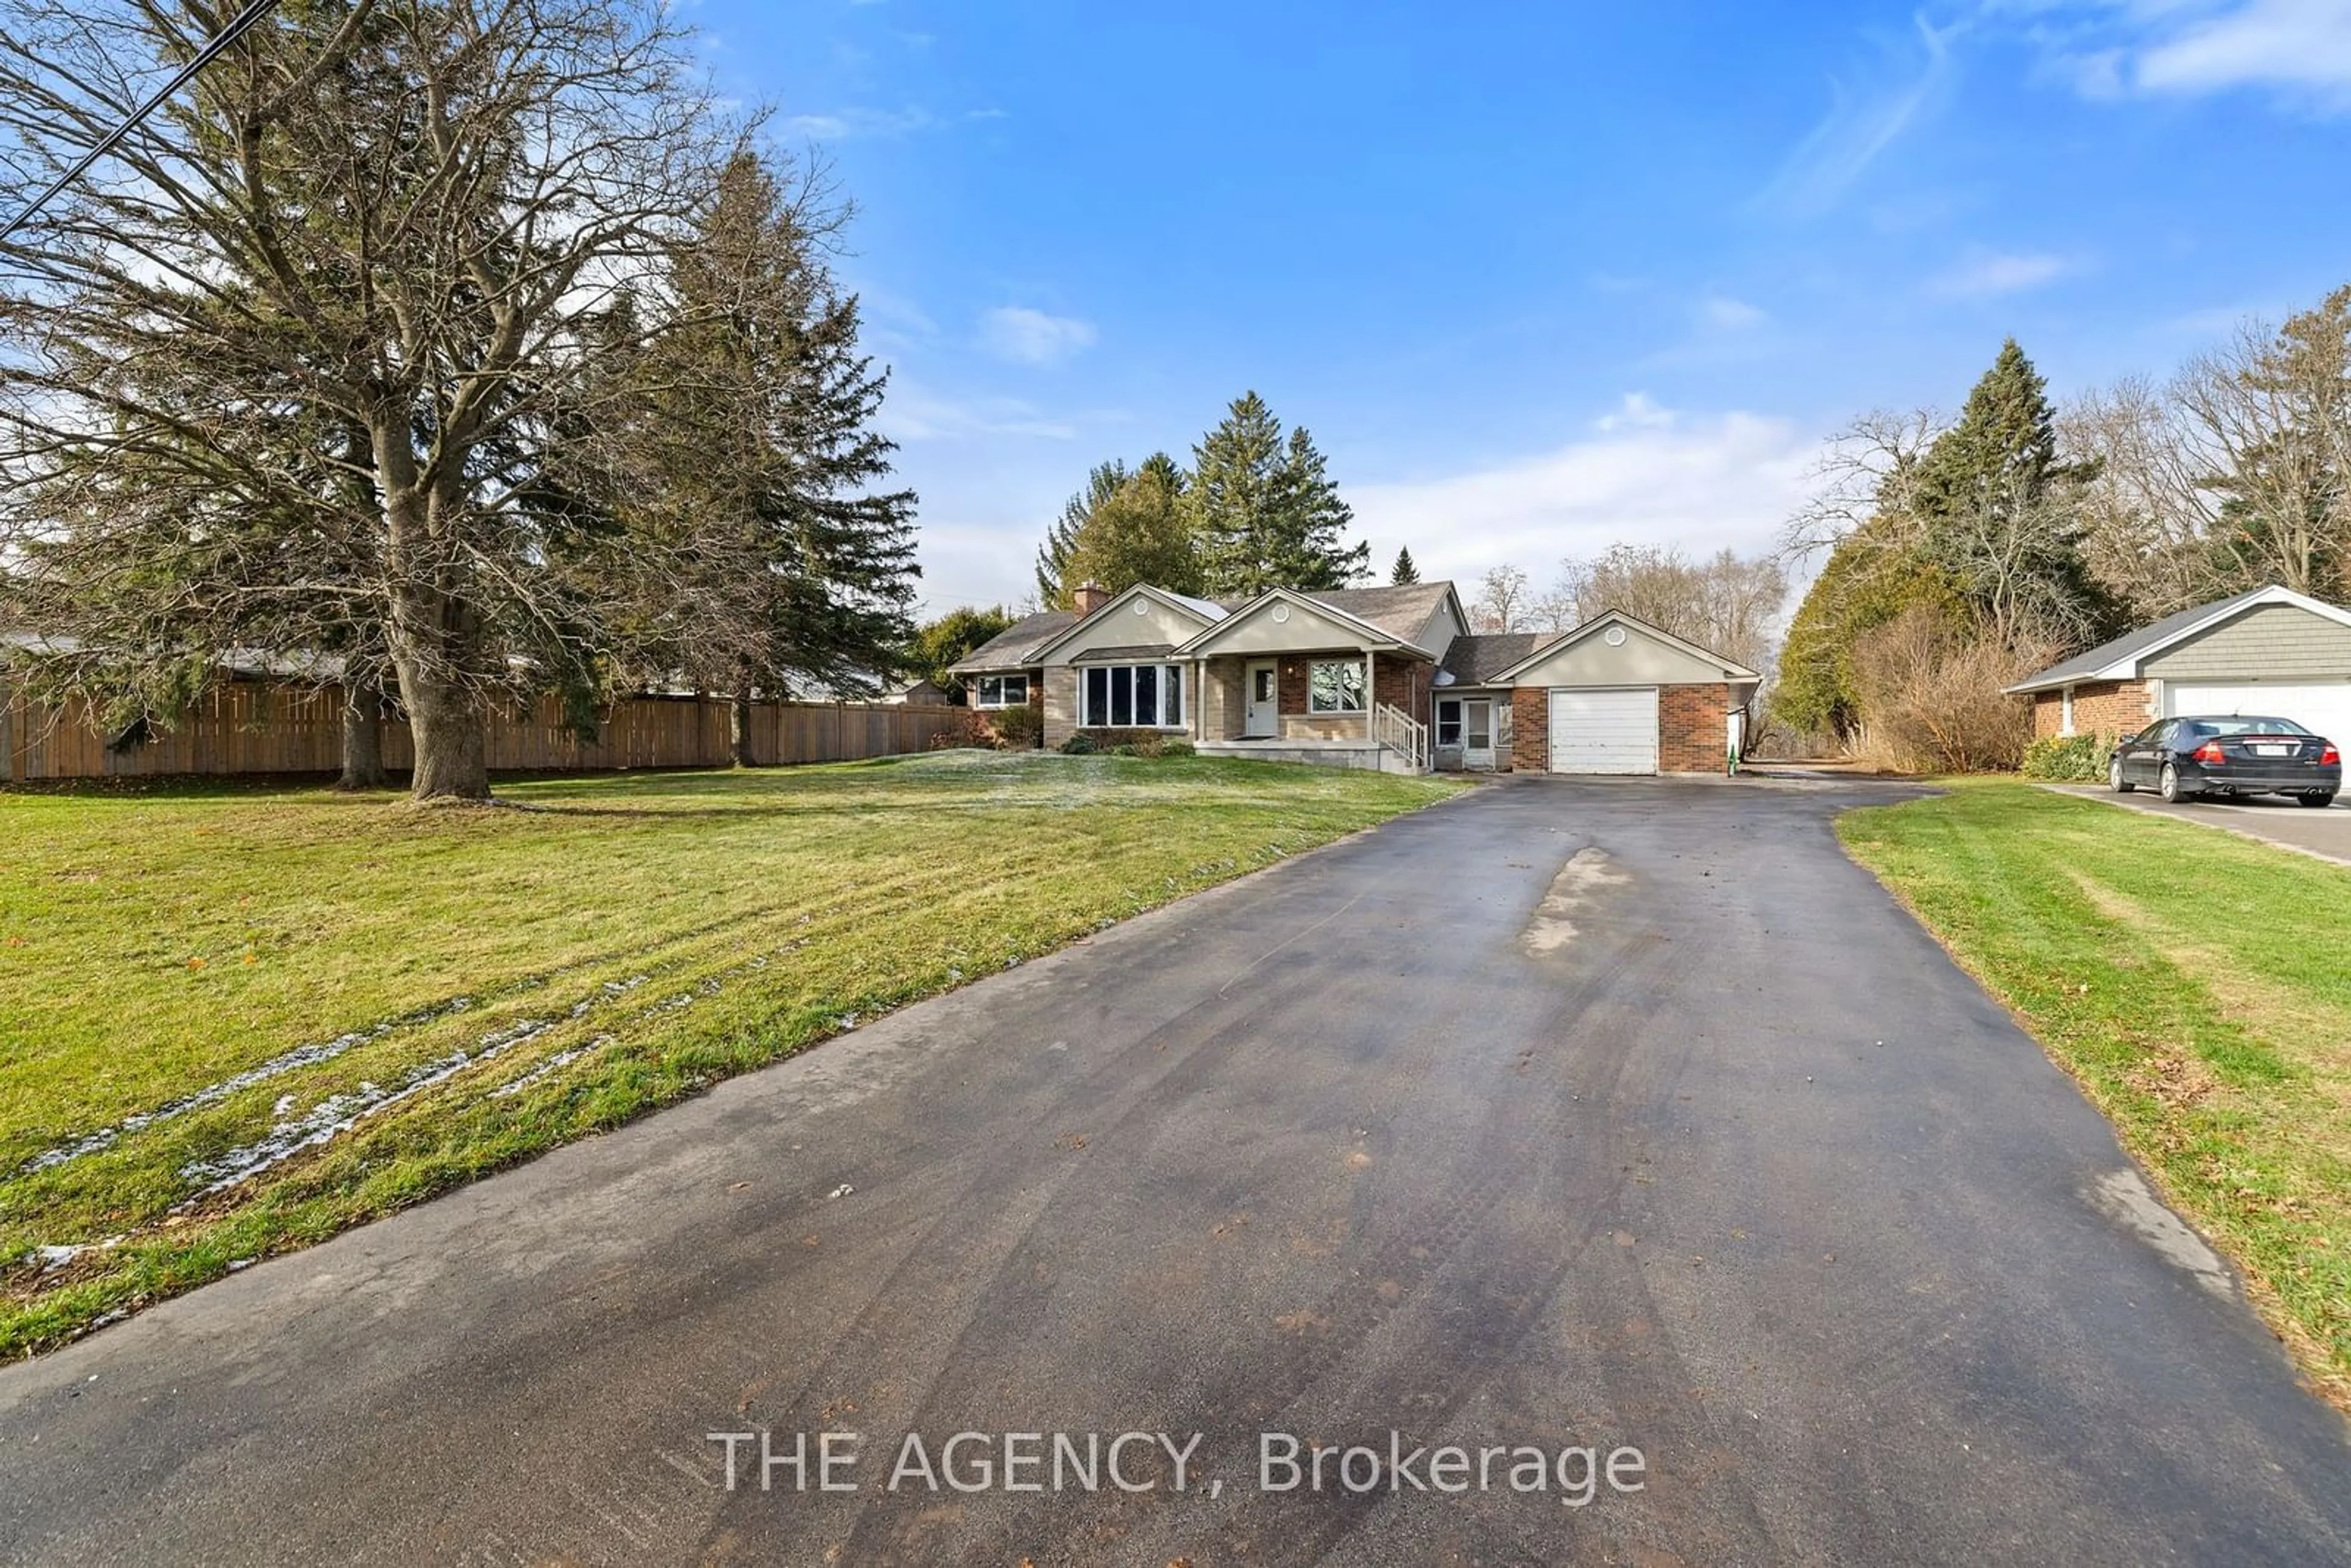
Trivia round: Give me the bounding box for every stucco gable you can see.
[1499,614,1756,688]
[1033,586,1222,666]
[1177,591,1410,657]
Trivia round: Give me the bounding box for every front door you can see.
[1464,698,1494,769]
[1244,661,1279,738]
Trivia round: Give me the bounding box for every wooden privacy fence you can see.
[0,680,967,782]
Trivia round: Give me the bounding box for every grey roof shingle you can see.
[2008,587,2276,692]
[1293,582,1453,644]
[947,581,1460,672]
[1439,631,1558,685]
[946,610,1079,673]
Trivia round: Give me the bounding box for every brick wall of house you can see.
[1277,657,1309,716]
[1199,659,1243,740]
[1041,666,1079,749]
[1510,688,1548,771]
[1504,683,1736,773]
[1371,652,1425,721]
[2031,680,2152,740]
[1659,683,1734,773]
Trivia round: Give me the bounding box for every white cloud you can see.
[1349,400,1819,585]
[777,106,937,141]
[1927,247,2082,296]
[976,306,1098,366]
[1699,294,1769,331]
[2012,0,2351,111]
[1595,391,1677,430]
[1758,14,1961,218]
[2136,0,2351,99]
[878,382,1081,443]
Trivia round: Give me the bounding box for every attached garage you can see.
[1547,687,1657,774]
[2161,682,2351,748]
[1490,613,1760,776]
[2012,586,2351,748]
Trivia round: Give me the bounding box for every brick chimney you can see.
[1071,580,1111,615]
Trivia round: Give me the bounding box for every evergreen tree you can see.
[1065,454,1203,597]
[1189,392,1369,595]
[906,606,1016,702]
[1910,339,2113,647]
[1772,522,1963,739]
[1390,546,1420,584]
[610,150,920,762]
[1035,460,1130,606]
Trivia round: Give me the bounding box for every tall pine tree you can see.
[608,151,919,763]
[1910,339,2113,648]
[1390,546,1420,584]
[1189,392,1368,595]
[1035,460,1130,606]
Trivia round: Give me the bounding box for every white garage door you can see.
[1548,687,1658,774]
[2165,682,2351,748]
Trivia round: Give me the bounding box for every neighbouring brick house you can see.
[950,579,1760,776]
[2008,585,2351,748]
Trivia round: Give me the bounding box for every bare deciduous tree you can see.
[2060,377,2222,622]
[1777,407,1943,564]
[1469,563,1530,632]
[2170,290,2351,602]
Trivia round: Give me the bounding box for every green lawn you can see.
[1839,783,2351,1406]
[0,752,1461,1355]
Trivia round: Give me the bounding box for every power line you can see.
[0,0,284,244]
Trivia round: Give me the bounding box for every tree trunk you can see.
[731,688,757,768]
[337,679,389,790]
[384,579,490,801]
[376,436,492,802]
[397,659,489,800]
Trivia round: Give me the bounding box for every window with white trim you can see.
[1308,659,1366,714]
[973,673,1029,708]
[1080,663,1185,728]
[1436,698,1463,746]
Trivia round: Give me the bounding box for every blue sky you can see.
[691,1,2351,613]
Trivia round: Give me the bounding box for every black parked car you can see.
[2109,715,2340,806]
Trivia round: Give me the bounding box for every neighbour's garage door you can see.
[2165,681,2351,749]
[1548,687,1658,774]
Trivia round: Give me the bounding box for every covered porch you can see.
[1191,648,1430,771]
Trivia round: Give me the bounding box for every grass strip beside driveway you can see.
[0,752,1461,1356]
[1839,782,2351,1406]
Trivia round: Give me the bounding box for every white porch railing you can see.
[1372,701,1428,771]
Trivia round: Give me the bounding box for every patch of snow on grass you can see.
[19,994,481,1176]
[176,1014,560,1202]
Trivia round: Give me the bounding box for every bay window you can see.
[973,673,1029,708]
[1308,659,1367,714]
[1080,663,1186,729]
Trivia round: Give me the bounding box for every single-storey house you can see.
[2008,584,2351,746]
[948,578,1759,775]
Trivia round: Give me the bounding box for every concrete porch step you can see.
[1194,739,1427,773]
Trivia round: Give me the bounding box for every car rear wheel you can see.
[2297,792,2337,809]
[2109,757,2134,794]
[2159,762,2192,804]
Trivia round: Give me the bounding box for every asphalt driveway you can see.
[2,778,2347,1565]
[2053,781,2351,866]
